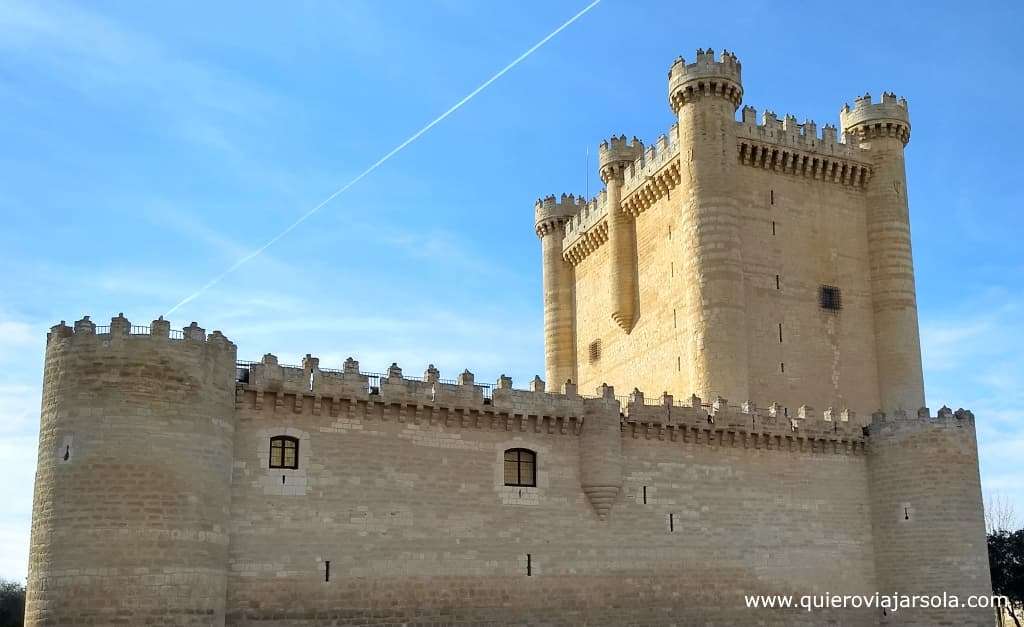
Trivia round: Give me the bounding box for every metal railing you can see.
[235,361,494,399]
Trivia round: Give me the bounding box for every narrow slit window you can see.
[778,323,783,343]
[770,189,774,205]
[676,356,681,371]
[775,274,780,290]
[673,309,677,329]
[772,220,777,236]
[669,513,674,532]
[780,362,785,373]
[269,436,299,469]
[504,448,536,487]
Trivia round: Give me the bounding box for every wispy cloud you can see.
[920,289,1024,527]
[0,1,276,120]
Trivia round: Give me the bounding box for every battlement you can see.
[839,92,911,144]
[668,48,743,112]
[236,353,877,455]
[621,124,680,196]
[598,135,645,179]
[46,314,235,350]
[619,390,867,453]
[736,106,873,187]
[867,405,976,438]
[561,190,609,262]
[534,193,586,237]
[738,107,857,153]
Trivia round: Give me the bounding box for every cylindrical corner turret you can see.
[867,408,992,625]
[580,384,623,520]
[535,194,583,391]
[842,92,924,414]
[599,135,644,333]
[26,314,237,626]
[670,49,749,402]
[667,48,742,114]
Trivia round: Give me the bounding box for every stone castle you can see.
[27,49,991,626]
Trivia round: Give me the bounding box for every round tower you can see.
[535,194,584,391]
[867,408,992,625]
[598,135,644,333]
[26,314,237,626]
[668,49,749,402]
[841,93,924,414]
[580,384,623,521]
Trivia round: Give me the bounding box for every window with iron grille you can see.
[269,436,299,469]
[503,448,536,487]
[588,339,601,365]
[819,285,842,312]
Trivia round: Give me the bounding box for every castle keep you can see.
[27,50,991,626]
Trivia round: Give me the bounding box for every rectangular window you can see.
[780,362,785,373]
[269,436,299,469]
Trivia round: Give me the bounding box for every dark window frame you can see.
[503,448,537,487]
[269,435,299,469]
[819,285,843,312]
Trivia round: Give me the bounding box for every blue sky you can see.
[1,0,1021,580]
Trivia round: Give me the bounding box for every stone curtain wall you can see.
[226,382,877,626]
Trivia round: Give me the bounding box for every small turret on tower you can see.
[534,194,585,391]
[841,92,923,413]
[599,135,644,333]
[667,48,743,114]
[669,48,750,403]
[840,91,910,145]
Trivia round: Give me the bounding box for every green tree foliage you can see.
[989,529,1024,627]
[0,578,25,627]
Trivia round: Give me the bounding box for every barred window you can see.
[819,285,842,312]
[503,448,536,487]
[588,339,602,365]
[269,436,299,469]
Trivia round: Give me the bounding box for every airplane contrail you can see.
[166,0,602,316]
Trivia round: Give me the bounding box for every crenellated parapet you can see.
[238,354,879,457]
[620,390,868,455]
[840,92,911,145]
[866,405,975,438]
[668,48,743,112]
[598,135,645,182]
[561,191,609,265]
[237,357,588,434]
[47,313,235,351]
[534,193,586,237]
[562,123,682,267]
[736,106,874,188]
